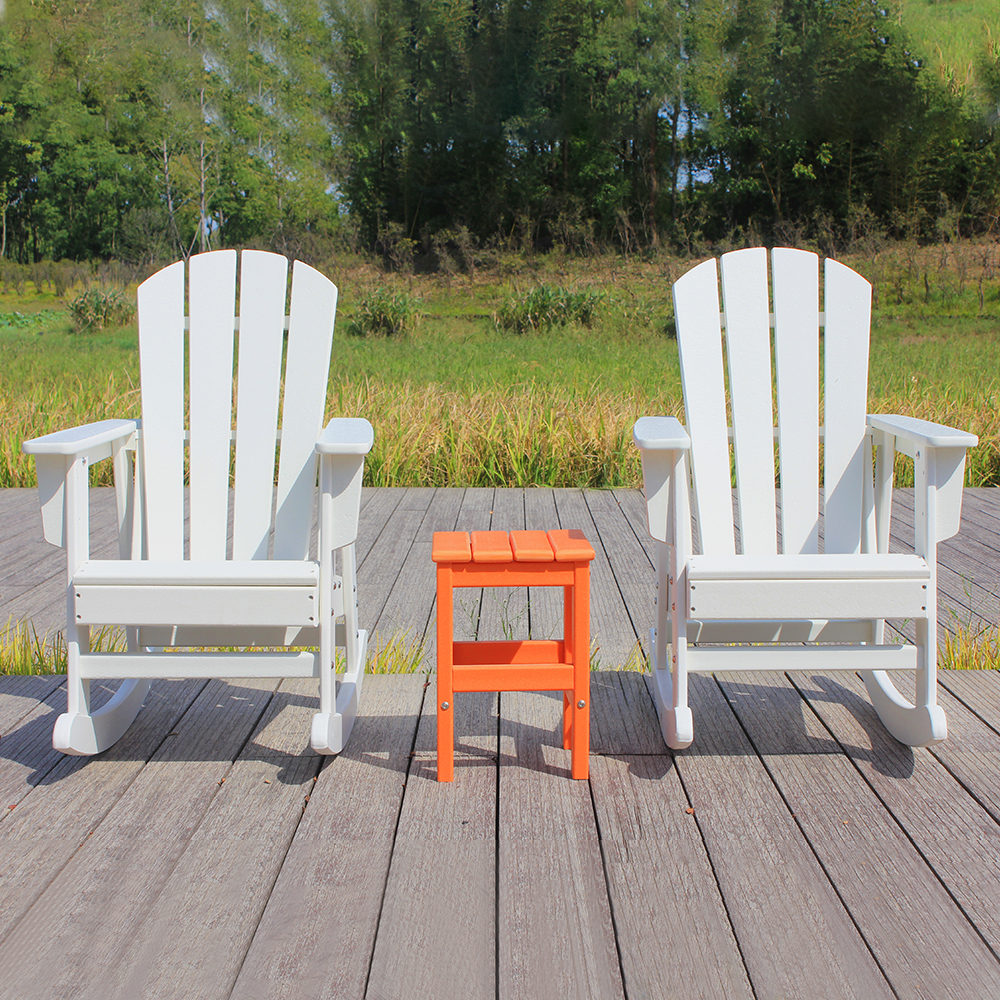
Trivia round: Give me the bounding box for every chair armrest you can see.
[23,419,138,457]
[867,414,978,451]
[867,414,977,544]
[633,416,691,452]
[316,418,374,455]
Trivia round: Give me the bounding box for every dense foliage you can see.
[0,0,997,262]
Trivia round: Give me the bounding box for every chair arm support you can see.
[316,417,374,456]
[633,417,691,544]
[868,414,977,544]
[23,419,138,458]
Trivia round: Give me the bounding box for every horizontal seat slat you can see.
[688,553,929,581]
[74,559,319,587]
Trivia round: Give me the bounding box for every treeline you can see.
[1,0,998,264]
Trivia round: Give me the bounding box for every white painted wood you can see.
[822,258,871,554]
[687,552,929,580]
[686,577,929,621]
[720,248,777,554]
[34,454,68,547]
[136,625,322,647]
[862,671,947,745]
[188,250,238,560]
[655,618,875,644]
[52,678,152,755]
[74,585,319,627]
[22,418,138,456]
[319,449,367,549]
[772,248,820,554]
[233,250,288,560]
[632,417,690,545]
[74,559,319,586]
[137,260,186,560]
[867,414,979,450]
[77,651,317,679]
[672,258,735,555]
[274,260,338,560]
[686,644,918,672]
[869,415,977,542]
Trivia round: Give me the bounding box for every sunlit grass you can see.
[940,620,1000,670]
[1,250,997,494]
[0,618,126,675]
[0,618,431,676]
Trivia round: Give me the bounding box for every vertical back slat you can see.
[232,251,288,560]
[772,248,821,554]
[273,260,338,560]
[188,250,238,561]
[823,258,872,554]
[674,258,736,556]
[720,248,777,555]
[137,260,186,560]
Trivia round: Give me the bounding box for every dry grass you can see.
[941,620,1000,670]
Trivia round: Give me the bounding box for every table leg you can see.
[571,563,590,780]
[437,563,455,782]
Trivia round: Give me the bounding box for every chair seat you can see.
[74,559,319,587]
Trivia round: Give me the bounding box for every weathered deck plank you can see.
[0,677,265,999]
[498,689,624,1000]
[794,669,1000,958]
[367,688,497,1000]
[721,670,1000,999]
[230,676,428,1000]
[675,673,895,1000]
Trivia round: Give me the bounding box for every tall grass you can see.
[2,254,998,491]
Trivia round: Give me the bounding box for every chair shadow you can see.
[0,671,917,788]
[681,671,915,779]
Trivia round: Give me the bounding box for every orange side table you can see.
[432,529,596,782]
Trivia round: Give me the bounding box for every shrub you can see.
[67,285,135,332]
[493,285,604,334]
[347,287,421,337]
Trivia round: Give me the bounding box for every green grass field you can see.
[3,247,998,492]
[900,0,996,101]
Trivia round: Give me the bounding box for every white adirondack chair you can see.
[23,249,373,756]
[633,247,977,749]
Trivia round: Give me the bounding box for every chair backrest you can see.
[672,247,872,557]
[136,249,337,562]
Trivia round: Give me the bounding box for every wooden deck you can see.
[1,486,1000,998]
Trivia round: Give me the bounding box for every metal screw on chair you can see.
[577,700,586,709]
[441,701,450,711]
